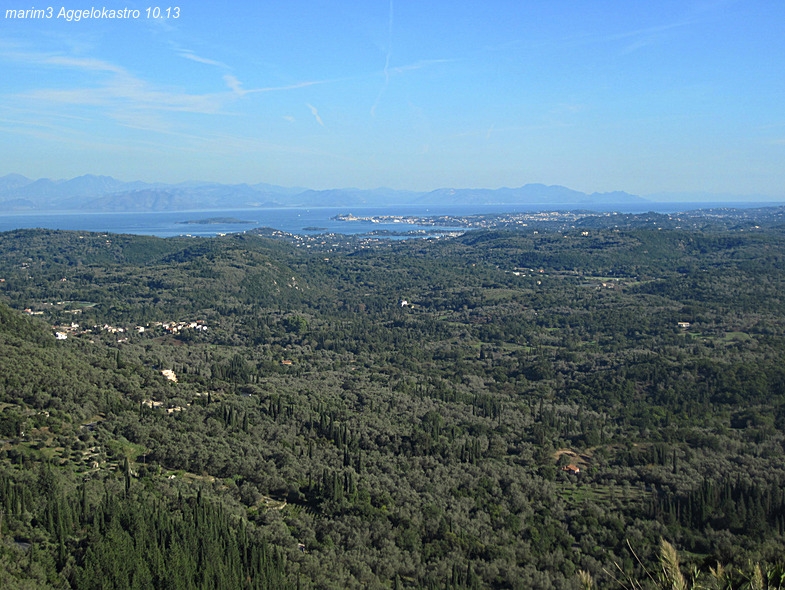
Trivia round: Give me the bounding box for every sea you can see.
[0,202,780,238]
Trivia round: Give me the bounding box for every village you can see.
[49,317,209,341]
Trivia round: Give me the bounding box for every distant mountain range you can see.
[0,174,655,212]
[2,174,781,213]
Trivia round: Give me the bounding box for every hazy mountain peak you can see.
[0,173,33,192]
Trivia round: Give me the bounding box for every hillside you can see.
[1,224,785,588]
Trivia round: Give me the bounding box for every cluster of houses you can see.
[52,322,129,340]
[143,397,184,414]
[54,322,81,340]
[154,320,209,334]
[52,319,208,340]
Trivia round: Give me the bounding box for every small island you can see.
[177,217,256,225]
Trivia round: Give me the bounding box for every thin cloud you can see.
[248,80,329,94]
[368,1,454,117]
[168,41,229,68]
[606,19,693,43]
[578,3,731,56]
[21,82,228,115]
[13,55,230,131]
[5,49,332,123]
[11,53,126,74]
[2,48,339,143]
[306,103,324,126]
[371,0,394,117]
[178,50,228,68]
[45,56,124,73]
[226,76,329,97]
[607,0,735,49]
[0,102,93,123]
[612,20,694,54]
[389,58,454,74]
[224,74,245,96]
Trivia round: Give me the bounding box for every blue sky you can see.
[1,1,784,197]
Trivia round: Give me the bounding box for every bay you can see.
[0,202,779,238]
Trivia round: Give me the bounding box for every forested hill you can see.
[1,225,785,588]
